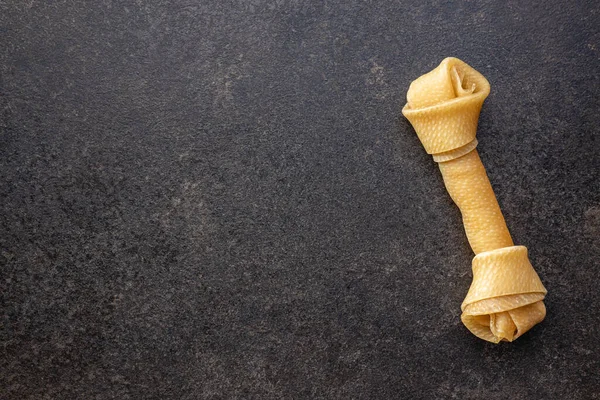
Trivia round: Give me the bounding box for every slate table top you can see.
[1,1,599,399]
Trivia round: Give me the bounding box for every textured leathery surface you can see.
[438,150,514,254]
[404,58,546,343]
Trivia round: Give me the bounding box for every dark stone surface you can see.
[1,1,599,399]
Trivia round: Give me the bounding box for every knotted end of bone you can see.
[402,57,490,154]
[461,246,547,343]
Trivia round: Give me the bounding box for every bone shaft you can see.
[437,149,513,254]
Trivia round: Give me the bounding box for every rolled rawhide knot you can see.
[402,57,547,343]
[462,246,547,343]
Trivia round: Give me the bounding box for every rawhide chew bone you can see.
[402,58,547,343]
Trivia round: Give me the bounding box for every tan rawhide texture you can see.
[402,58,547,343]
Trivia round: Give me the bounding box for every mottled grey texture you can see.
[1,1,599,399]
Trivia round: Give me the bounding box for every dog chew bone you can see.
[402,58,547,343]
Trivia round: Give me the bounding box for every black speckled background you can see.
[1,1,599,399]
